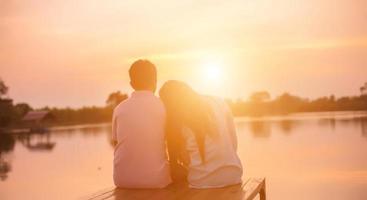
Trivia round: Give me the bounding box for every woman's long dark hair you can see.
[159,80,216,164]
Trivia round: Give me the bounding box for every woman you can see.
[159,80,243,188]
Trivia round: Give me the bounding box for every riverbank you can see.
[3,110,367,135]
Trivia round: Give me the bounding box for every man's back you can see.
[112,91,171,188]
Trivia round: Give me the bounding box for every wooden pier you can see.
[86,178,266,200]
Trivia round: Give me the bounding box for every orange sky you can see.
[1,0,367,108]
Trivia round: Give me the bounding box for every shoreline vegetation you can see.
[1,79,367,129]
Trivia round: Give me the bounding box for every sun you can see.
[195,56,228,94]
[202,61,224,82]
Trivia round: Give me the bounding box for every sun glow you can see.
[195,59,230,95]
[202,61,224,83]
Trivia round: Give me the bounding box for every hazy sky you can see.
[1,0,367,108]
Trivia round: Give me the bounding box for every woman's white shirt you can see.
[182,97,243,188]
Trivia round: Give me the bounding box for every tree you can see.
[361,86,365,96]
[273,93,307,113]
[106,91,128,107]
[0,78,9,99]
[14,103,33,119]
[249,91,271,103]
[329,95,335,102]
[0,79,13,127]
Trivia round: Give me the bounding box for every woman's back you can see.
[182,97,243,188]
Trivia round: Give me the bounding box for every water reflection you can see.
[242,113,367,140]
[18,132,56,152]
[362,118,367,138]
[317,116,367,139]
[0,124,112,182]
[278,120,297,135]
[246,119,299,137]
[0,133,15,181]
[248,121,271,138]
[318,118,336,131]
[1,113,367,200]
[51,124,111,136]
[356,117,367,138]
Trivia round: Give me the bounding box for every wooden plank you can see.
[81,187,115,200]
[86,178,266,200]
[242,178,266,200]
[113,187,177,200]
[180,184,245,200]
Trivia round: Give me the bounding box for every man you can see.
[112,60,171,188]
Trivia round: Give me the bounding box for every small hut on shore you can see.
[22,111,55,132]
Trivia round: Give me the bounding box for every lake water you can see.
[1,111,367,200]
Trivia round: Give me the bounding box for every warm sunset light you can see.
[202,61,224,83]
[0,0,366,107]
[1,1,367,200]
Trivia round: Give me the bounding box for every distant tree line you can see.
[0,79,29,127]
[0,78,128,127]
[42,91,128,125]
[227,90,367,117]
[1,78,367,128]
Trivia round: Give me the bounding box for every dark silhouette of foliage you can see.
[13,103,33,121]
[229,92,367,117]
[47,106,113,125]
[0,99,13,127]
[0,78,8,99]
[1,80,367,127]
[250,91,271,103]
[361,82,367,96]
[0,133,15,153]
[106,91,128,107]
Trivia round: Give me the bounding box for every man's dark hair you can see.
[129,59,157,91]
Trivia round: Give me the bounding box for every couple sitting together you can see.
[112,59,243,189]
